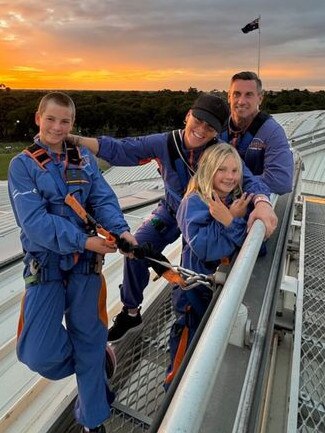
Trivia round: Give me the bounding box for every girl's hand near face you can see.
[229,192,253,218]
[207,191,233,227]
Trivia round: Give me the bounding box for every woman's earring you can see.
[183,119,187,125]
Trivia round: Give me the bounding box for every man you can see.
[69,93,277,343]
[220,71,294,195]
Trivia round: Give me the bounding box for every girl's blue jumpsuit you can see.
[8,140,130,429]
[165,192,248,385]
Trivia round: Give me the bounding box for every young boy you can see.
[8,92,135,433]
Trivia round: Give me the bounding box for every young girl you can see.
[165,142,252,387]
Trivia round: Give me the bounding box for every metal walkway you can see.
[297,199,325,432]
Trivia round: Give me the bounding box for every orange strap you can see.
[17,292,26,339]
[165,325,189,385]
[220,256,230,266]
[65,193,117,247]
[161,269,187,287]
[24,147,51,170]
[98,274,108,327]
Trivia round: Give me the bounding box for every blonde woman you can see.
[165,143,252,387]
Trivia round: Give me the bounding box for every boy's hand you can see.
[85,236,117,255]
[229,192,253,218]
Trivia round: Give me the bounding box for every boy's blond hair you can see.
[37,92,76,122]
[186,142,243,204]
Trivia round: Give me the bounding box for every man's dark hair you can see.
[230,71,263,94]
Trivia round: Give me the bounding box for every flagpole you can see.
[257,15,261,77]
[241,17,262,76]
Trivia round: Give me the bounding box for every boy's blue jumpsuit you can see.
[165,192,248,385]
[97,131,270,310]
[8,140,130,428]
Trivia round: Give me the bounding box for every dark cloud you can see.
[2,0,324,89]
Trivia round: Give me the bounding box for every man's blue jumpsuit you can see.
[8,140,130,428]
[97,130,270,310]
[220,112,294,195]
[165,192,248,385]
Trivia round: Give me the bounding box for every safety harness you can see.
[24,140,87,188]
[220,112,270,161]
[23,141,97,285]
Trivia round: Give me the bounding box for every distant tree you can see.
[1,89,325,143]
[0,83,11,92]
[187,87,199,95]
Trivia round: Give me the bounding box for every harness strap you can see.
[167,129,191,192]
[165,324,189,385]
[167,129,182,172]
[24,144,52,170]
[221,111,270,153]
[24,141,88,198]
[248,112,270,136]
[65,141,83,166]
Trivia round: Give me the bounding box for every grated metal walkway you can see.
[49,285,175,433]
[298,200,325,432]
[106,288,174,432]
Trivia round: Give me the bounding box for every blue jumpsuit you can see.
[8,140,130,428]
[97,130,270,309]
[220,112,294,195]
[165,192,248,385]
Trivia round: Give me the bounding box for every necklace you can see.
[228,116,254,147]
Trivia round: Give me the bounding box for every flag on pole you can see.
[241,18,259,34]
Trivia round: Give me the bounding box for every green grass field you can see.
[0,152,18,180]
[0,143,110,181]
[0,142,26,180]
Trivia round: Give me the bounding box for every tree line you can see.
[1,87,325,144]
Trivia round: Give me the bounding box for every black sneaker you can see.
[105,343,117,379]
[108,306,143,343]
[81,424,106,432]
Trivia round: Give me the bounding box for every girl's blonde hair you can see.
[37,92,76,122]
[186,142,243,203]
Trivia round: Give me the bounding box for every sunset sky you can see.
[1,0,324,92]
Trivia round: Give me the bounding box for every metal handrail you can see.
[157,196,276,432]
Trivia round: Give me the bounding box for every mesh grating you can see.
[105,286,175,432]
[297,201,325,432]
